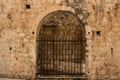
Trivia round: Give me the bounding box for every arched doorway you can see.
[36,10,86,78]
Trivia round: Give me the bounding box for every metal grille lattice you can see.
[36,11,85,76]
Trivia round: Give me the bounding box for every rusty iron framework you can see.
[36,11,86,78]
[37,36,84,75]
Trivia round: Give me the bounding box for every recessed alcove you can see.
[36,10,86,79]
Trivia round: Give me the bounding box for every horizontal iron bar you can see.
[36,39,85,42]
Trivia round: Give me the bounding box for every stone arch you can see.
[33,5,75,78]
[35,9,86,78]
[33,5,75,36]
[36,10,84,37]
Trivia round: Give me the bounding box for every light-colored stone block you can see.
[0,6,2,13]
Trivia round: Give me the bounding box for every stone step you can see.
[36,75,87,80]
[0,78,25,80]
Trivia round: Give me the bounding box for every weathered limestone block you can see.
[55,0,64,5]
[0,6,2,13]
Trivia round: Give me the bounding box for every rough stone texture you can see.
[0,0,120,80]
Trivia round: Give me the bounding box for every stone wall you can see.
[0,0,120,80]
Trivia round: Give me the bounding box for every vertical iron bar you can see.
[39,31,42,74]
[77,36,79,75]
[69,34,73,74]
[51,36,53,74]
[67,36,69,75]
[55,36,57,75]
[43,36,45,74]
[53,36,54,75]
[48,35,49,74]
[42,36,44,74]
[69,24,71,75]
[62,36,63,75]
[62,36,64,75]
[39,40,40,74]
[46,37,48,74]
[50,36,52,75]
[39,29,42,74]
[44,36,46,74]
[80,39,81,74]
[46,37,47,74]
[60,37,61,75]
[59,36,61,75]
[80,38,82,74]
[73,35,74,75]
[44,33,46,74]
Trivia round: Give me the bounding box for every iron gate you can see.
[36,11,85,76]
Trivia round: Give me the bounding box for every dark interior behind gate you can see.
[36,11,85,77]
